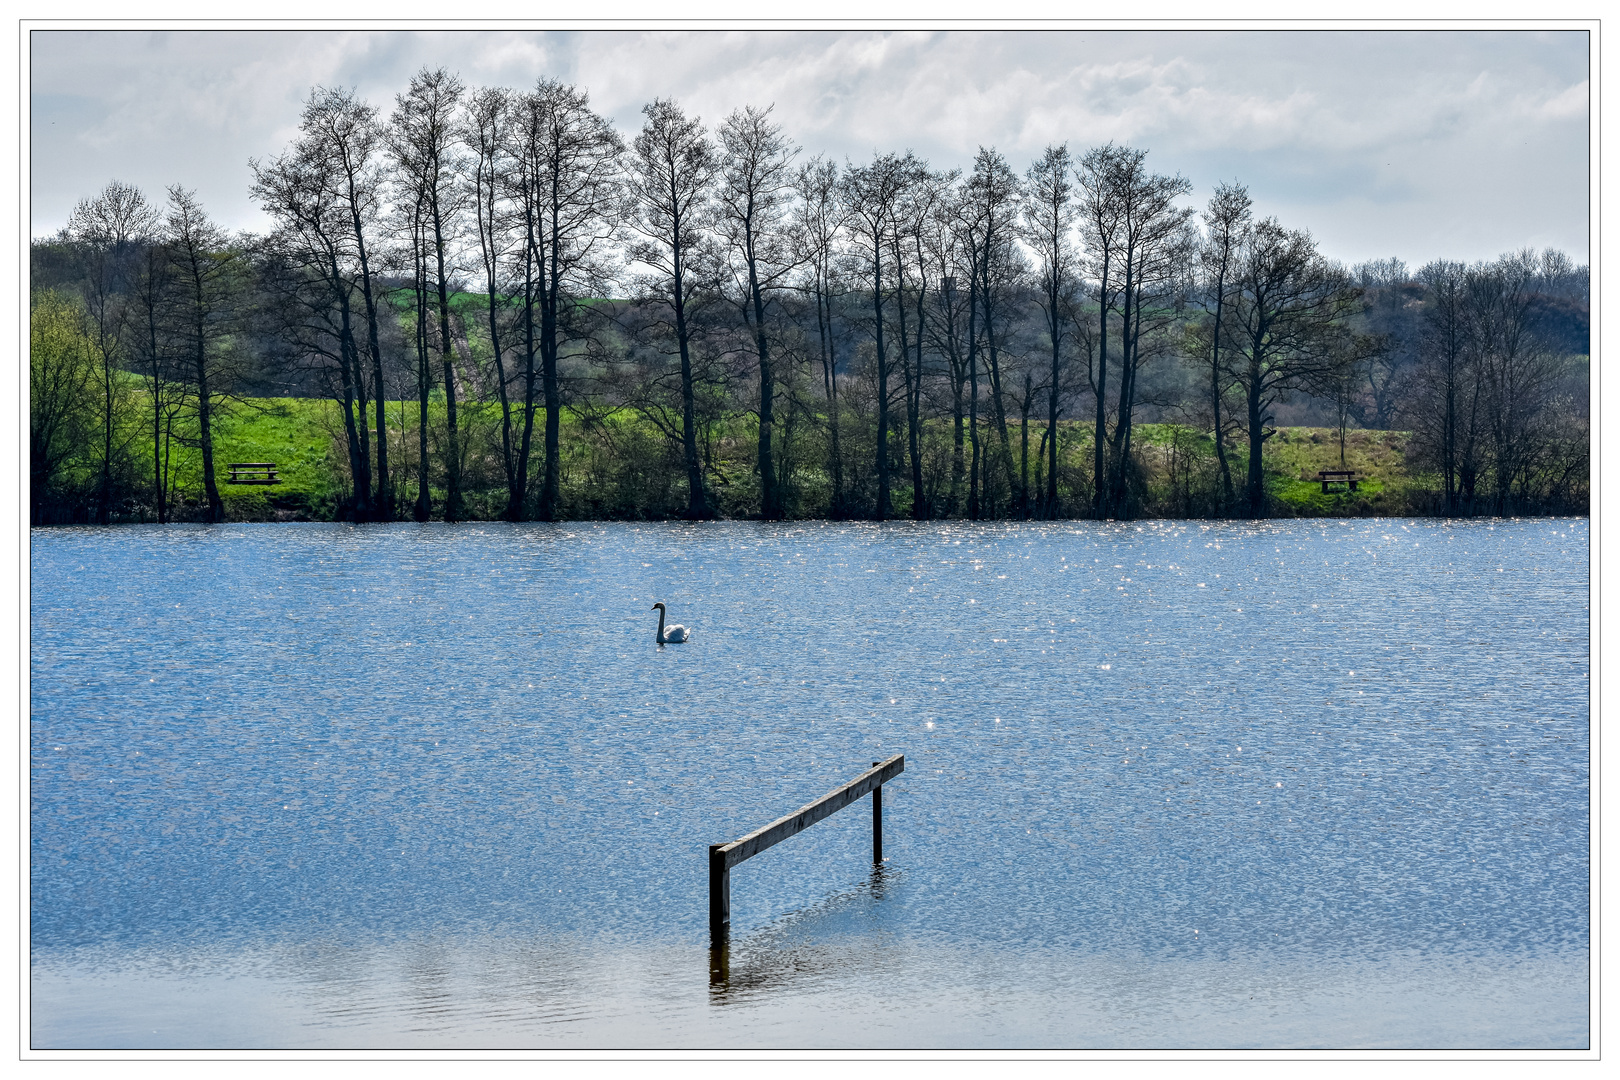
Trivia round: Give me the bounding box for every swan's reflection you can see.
[709,864,900,1003]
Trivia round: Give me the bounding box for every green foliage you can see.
[30,290,98,521]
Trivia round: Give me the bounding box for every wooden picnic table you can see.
[226,463,281,485]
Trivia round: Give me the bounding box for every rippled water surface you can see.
[30,519,1589,1048]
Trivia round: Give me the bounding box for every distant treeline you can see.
[29,69,1589,525]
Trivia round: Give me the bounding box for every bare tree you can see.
[131,229,186,523]
[960,147,1024,517]
[251,144,374,518]
[66,181,156,522]
[791,155,850,516]
[1022,145,1077,518]
[1344,257,1420,433]
[1100,151,1193,517]
[302,86,393,517]
[1411,259,1473,513]
[161,186,239,522]
[1192,181,1251,515]
[462,85,522,516]
[1319,338,1378,468]
[1469,252,1562,514]
[841,152,920,520]
[922,212,973,517]
[1075,144,1126,518]
[1407,252,1575,514]
[390,67,468,520]
[717,104,799,520]
[387,156,438,521]
[627,98,717,519]
[1222,218,1360,517]
[886,155,948,519]
[512,81,625,521]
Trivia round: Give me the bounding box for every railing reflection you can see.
[708,863,898,1002]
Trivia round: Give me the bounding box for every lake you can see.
[29,519,1590,1049]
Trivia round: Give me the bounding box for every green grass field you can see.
[210,397,349,519]
[141,390,1433,522]
[1265,427,1415,516]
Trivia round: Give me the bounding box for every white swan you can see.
[652,603,690,644]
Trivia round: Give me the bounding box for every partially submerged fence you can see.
[708,754,904,942]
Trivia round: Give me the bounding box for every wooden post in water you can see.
[709,754,903,943]
[872,761,883,864]
[708,843,730,938]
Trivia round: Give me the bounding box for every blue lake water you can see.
[29,519,1590,1048]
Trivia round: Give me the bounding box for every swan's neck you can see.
[656,607,666,642]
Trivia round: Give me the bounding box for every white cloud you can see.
[1536,80,1589,121]
[28,27,1590,266]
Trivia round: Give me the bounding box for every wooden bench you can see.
[226,463,281,485]
[1318,469,1359,493]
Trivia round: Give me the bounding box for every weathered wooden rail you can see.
[708,754,904,942]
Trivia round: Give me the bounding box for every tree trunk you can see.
[542,317,561,520]
[1107,258,1137,515]
[1021,373,1032,518]
[950,354,965,518]
[352,309,373,518]
[891,238,923,521]
[160,410,175,526]
[430,200,464,522]
[539,210,563,521]
[148,308,166,524]
[979,264,1016,517]
[1036,425,1050,512]
[749,247,778,520]
[486,278,516,522]
[674,259,707,520]
[1093,251,1110,519]
[514,229,539,521]
[1046,304,1060,519]
[967,273,981,521]
[350,198,390,519]
[337,300,368,519]
[138,251,170,525]
[1109,288,1141,516]
[1246,355,1266,518]
[816,281,844,518]
[873,255,890,521]
[194,312,221,523]
[97,330,113,525]
[1443,368,1456,515]
[909,264,928,519]
[1209,266,1234,517]
[326,247,370,520]
[413,219,432,523]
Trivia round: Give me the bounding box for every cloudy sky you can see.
[28,27,1590,268]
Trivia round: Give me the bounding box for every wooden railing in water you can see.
[708,754,904,942]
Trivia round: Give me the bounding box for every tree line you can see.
[30,67,1590,525]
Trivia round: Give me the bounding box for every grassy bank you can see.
[1265,427,1414,516]
[105,393,1447,523]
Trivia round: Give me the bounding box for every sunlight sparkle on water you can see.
[28,518,1589,1049]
